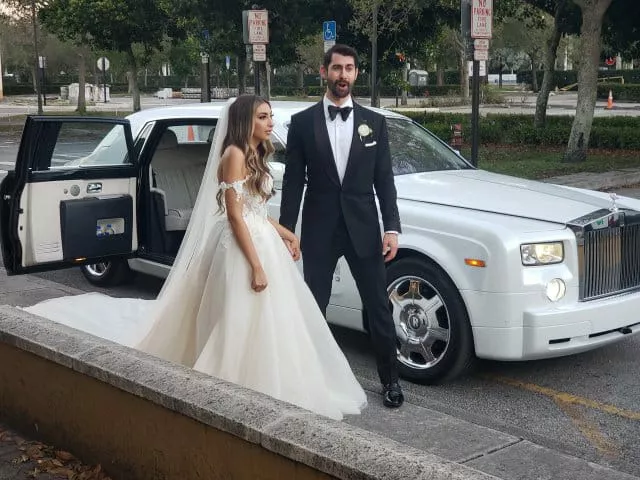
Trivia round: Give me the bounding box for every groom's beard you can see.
[327,78,352,99]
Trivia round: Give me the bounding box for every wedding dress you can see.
[22,99,367,421]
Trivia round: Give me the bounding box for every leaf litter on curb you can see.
[1,424,112,479]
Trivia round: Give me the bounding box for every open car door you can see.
[0,116,139,275]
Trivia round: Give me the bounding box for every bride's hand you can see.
[285,236,301,261]
[251,266,268,292]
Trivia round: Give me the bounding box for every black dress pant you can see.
[303,218,398,385]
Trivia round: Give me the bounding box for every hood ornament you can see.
[609,192,619,212]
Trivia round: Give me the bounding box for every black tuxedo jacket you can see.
[279,101,401,258]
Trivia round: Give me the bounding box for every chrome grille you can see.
[580,223,640,300]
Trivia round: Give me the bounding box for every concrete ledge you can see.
[0,305,496,480]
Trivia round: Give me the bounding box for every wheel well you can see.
[362,247,470,334]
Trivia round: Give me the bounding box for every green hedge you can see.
[597,83,640,102]
[398,112,640,150]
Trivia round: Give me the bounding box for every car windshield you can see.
[386,118,471,175]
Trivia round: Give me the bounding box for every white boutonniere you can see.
[357,122,377,147]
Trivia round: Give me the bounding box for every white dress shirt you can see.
[323,95,354,183]
[322,95,398,237]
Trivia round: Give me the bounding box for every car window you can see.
[167,124,216,145]
[386,118,471,175]
[48,122,130,169]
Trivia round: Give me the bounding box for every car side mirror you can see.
[269,162,285,189]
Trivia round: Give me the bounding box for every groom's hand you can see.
[382,233,398,263]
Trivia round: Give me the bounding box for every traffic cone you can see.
[187,125,195,141]
[606,90,614,110]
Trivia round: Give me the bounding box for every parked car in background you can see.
[2,101,640,384]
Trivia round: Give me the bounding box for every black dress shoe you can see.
[382,382,404,408]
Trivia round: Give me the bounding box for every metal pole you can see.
[31,0,42,114]
[254,61,260,96]
[102,58,107,103]
[370,2,378,108]
[471,60,480,167]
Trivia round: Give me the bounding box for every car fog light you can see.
[545,278,566,302]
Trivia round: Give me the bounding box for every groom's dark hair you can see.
[323,44,359,69]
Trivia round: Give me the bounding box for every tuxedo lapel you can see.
[343,103,365,183]
[313,102,341,186]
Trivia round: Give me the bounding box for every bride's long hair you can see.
[216,95,275,211]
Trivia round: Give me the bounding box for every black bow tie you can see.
[328,105,353,121]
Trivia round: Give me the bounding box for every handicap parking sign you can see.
[323,21,336,41]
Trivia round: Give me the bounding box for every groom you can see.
[280,44,404,408]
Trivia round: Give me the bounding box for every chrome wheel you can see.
[84,262,111,278]
[388,275,451,370]
[80,258,131,287]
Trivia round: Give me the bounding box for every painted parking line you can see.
[486,374,640,421]
[485,374,640,458]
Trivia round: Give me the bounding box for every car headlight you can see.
[520,242,564,266]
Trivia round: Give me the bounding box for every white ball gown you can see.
[23,174,367,421]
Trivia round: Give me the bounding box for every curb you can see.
[0,305,498,480]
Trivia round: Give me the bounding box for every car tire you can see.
[80,258,132,287]
[386,257,475,384]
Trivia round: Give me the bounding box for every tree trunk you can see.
[296,64,304,89]
[436,64,444,86]
[401,63,408,106]
[127,47,141,112]
[259,61,269,100]
[564,0,612,163]
[77,53,86,114]
[460,51,469,101]
[531,58,539,92]
[238,49,247,94]
[535,4,563,128]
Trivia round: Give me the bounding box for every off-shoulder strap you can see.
[219,176,248,201]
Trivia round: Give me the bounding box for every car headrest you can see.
[157,129,178,150]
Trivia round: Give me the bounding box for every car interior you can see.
[145,123,215,258]
[141,121,288,262]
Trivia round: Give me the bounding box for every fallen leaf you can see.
[13,453,29,464]
[26,444,45,459]
[56,450,77,462]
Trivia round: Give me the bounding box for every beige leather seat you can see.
[150,130,208,231]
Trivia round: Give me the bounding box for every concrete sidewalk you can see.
[0,272,638,479]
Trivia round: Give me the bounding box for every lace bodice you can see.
[219,174,273,220]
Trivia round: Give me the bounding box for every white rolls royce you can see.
[2,101,639,383]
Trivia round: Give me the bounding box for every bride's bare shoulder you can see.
[222,144,245,161]
[220,145,247,179]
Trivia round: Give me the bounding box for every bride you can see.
[24,95,367,421]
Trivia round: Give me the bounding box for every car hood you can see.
[394,169,627,224]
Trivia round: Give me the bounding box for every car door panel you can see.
[1,116,139,274]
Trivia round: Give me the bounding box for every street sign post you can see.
[253,44,266,62]
[464,0,493,167]
[97,57,109,103]
[247,10,269,44]
[473,49,488,61]
[471,0,493,39]
[243,9,269,96]
[323,20,337,52]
